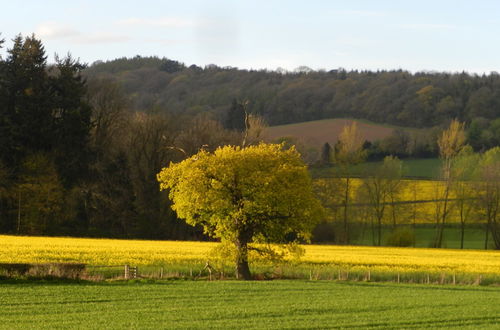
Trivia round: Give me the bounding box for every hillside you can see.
[263,118,417,149]
[84,56,500,131]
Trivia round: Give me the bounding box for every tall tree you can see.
[158,143,323,279]
[334,122,366,244]
[476,147,500,249]
[362,156,403,245]
[434,119,466,247]
[126,112,182,239]
[50,54,92,188]
[451,146,479,249]
[225,99,246,131]
[321,142,332,166]
[0,34,52,168]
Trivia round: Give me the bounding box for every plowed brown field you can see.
[264,118,414,149]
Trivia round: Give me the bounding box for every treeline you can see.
[0,35,247,239]
[1,35,498,247]
[85,56,500,149]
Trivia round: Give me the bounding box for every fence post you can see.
[129,266,137,279]
[452,273,456,285]
[160,267,163,279]
[124,264,130,279]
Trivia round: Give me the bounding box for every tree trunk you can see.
[343,177,350,244]
[459,199,465,249]
[460,220,465,249]
[377,216,382,246]
[492,223,500,250]
[484,222,489,250]
[235,233,252,280]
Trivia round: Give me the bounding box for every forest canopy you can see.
[85,56,500,130]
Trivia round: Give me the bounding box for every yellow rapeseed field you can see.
[319,178,470,224]
[1,235,498,276]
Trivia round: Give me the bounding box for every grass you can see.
[352,225,488,250]
[402,158,442,179]
[311,158,442,179]
[0,280,498,329]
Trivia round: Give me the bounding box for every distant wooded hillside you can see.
[84,56,500,129]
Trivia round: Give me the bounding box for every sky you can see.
[1,0,500,74]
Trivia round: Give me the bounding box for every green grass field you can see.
[311,158,442,179]
[0,280,498,329]
[352,225,488,250]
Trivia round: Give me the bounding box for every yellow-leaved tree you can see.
[157,143,323,280]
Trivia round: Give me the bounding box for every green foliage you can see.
[85,56,500,133]
[158,143,323,278]
[158,143,322,243]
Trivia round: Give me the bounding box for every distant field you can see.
[0,281,499,329]
[311,158,442,179]
[263,118,417,149]
[353,226,487,250]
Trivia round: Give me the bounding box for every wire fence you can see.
[1,262,497,285]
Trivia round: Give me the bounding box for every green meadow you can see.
[0,280,498,329]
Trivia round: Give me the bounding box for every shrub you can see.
[0,263,86,279]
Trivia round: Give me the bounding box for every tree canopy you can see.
[85,56,500,135]
[157,143,323,279]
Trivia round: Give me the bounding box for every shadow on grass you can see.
[0,275,185,286]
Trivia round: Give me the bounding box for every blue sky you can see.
[2,0,500,73]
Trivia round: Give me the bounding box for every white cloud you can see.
[35,22,79,39]
[116,17,195,28]
[35,21,131,44]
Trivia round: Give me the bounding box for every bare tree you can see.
[335,122,366,244]
[86,78,128,156]
[451,146,479,249]
[476,147,500,249]
[362,156,402,245]
[433,119,466,247]
[177,113,240,156]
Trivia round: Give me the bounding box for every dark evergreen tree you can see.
[225,99,246,131]
[0,35,52,169]
[50,54,92,188]
[321,142,332,165]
